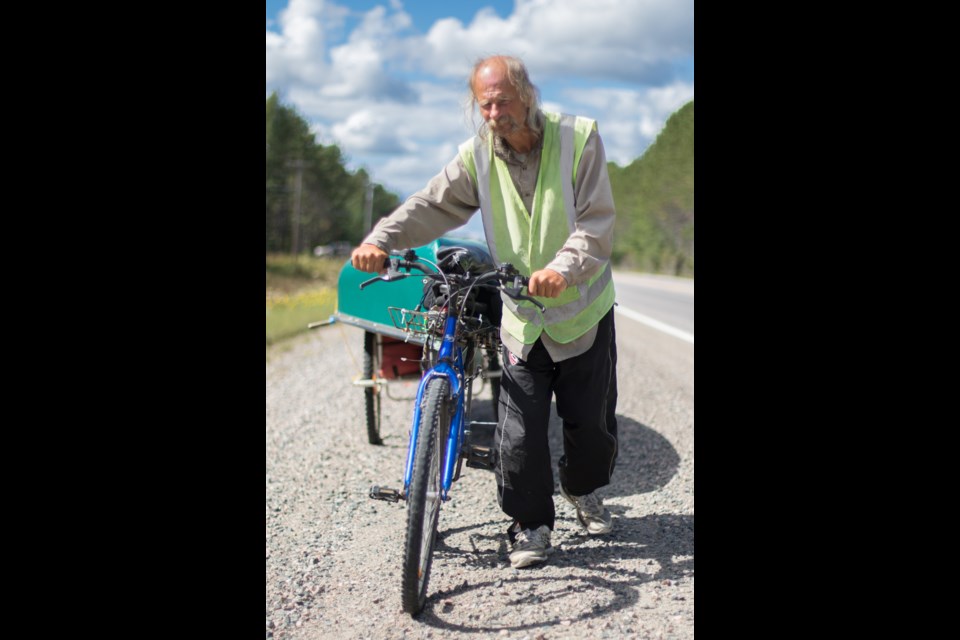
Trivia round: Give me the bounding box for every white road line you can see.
[615,305,695,345]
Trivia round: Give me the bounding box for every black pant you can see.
[495,308,618,534]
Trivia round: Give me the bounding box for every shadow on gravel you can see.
[418,512,694,633]
[602,414,681,499]
[410,411,690,633]
[461,410,682,500]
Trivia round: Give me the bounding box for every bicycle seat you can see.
[436,246,495,275]
[425,247,502,325]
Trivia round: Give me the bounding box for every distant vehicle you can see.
[313,242,352,257]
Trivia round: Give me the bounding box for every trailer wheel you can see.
[363,331,383,445]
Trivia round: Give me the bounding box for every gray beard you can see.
[478,109,545,152]
[477,109,546,145]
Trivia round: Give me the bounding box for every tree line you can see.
[608,101,694,277]
[266,93,400,255]
[266,94,693,277]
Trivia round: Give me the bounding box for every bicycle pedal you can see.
[464,444,494,470]
[369,485,403,502]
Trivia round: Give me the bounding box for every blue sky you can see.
[266,0,694,200]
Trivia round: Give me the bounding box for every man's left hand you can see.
[527,269,568,298]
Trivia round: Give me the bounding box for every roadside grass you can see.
[266,288,338,345]
[266,252,344,283]
[266,253,346,346]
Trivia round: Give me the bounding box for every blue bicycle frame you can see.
[402,314,465,502]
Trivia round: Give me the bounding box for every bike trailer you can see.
[328,234,500,446]
[333,235,495,346]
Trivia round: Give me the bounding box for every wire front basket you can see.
[388,307,443,337]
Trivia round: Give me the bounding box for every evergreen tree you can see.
[265,93,400,255]
[609,100,694,276]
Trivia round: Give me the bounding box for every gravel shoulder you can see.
[266,318,694,639]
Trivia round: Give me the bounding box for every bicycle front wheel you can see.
[400,376,451,615]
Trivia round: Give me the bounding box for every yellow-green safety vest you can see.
[458,112,615,345]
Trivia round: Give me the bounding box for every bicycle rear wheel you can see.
[400,376,451,615]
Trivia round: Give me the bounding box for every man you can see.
[351,55,618,569]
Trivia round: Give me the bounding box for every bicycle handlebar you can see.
[358,249,546,312]
[358,253,430,290]
[468,269,545,312]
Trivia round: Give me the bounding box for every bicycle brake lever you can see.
[524,295,547,312]
[360,271,411,289]
[502,286,546,312]
[360,255,412,289]
[359,275,383,289]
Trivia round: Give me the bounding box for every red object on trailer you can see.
[378,336,422,379]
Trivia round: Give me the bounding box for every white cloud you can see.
[418,0,694,84]
[265,0,350,87]
[266,0,694,197]
[329,110,410,154]
[310,82,482,196]
[558,82,694,167]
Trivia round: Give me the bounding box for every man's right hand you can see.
[351,243,389,273]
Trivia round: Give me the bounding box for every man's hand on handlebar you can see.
[527,269,568,298]
[351,243,388,273]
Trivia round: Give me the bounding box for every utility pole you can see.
[363,180,374,234]
[289,159,304,255]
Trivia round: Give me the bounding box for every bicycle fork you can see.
[369,316,465,504]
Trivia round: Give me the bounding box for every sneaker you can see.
[559,485,613,535]
[509,524,554,568]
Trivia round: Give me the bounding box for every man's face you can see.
[474,65,527,136]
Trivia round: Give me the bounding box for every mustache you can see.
[488,115,519,131]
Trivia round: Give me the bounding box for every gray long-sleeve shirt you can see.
[362,115,616,362]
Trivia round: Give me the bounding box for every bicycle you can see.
[364,246,545,615]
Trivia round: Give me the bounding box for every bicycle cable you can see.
[417,257,446,289]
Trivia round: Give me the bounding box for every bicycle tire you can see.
[400,376,451,615]
[363,331,383,445]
